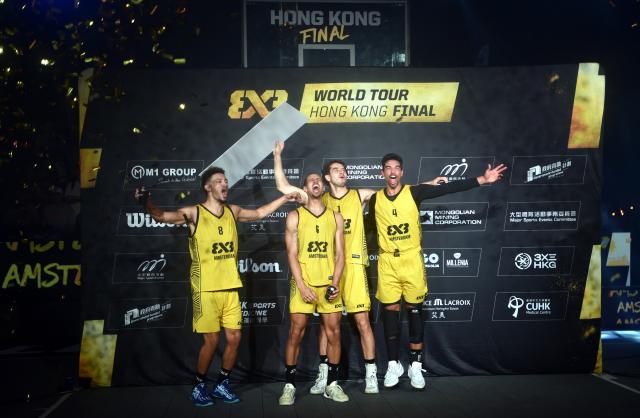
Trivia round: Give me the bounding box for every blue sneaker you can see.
[211,379,240,403]
[191,382,214,407]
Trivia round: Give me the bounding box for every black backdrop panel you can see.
[81,65,601,385]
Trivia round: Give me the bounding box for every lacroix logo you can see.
[228,90,288,119]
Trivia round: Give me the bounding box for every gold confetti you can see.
[132,127,141,134]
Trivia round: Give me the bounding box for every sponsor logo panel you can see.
[505,201,581,231]
[234,158,305,189]
[498,246,575,276]
[124,160,203,190]
[510,155,587,185]
[418,156,495,183]
[422,292,476,322]
[492,291,568,321]
[420,202,489,232]
[238,251,289,281]
[108,297,188,330]
[423,248,482,277]
[117,206,189,236]
[112,252,190,284]
[241,296,286,326]
[236,204,295,235]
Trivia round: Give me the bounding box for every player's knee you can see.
[407,305,424,344]
[225,330,241,347]
[354,314,372,333]
[289,324,305,342]
[382,308,400,338]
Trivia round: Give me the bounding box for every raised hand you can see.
[478,164,508,184]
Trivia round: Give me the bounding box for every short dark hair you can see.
[201,167,225,192]
[321,160,347,185]
[381,153,403,169]
[303,171,323,185]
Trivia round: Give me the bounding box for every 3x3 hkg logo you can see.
[228,90,288,119]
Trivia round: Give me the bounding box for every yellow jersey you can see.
[296,206,337,286]
[189,204,242,292]
[373,186,422,255]
[323,189,368,266]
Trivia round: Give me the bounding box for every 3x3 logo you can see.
[228,90,288,119]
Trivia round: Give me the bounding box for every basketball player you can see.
[135,167,300,406]
[278,172,348,405]
[370,153,506,390]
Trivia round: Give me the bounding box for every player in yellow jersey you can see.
[279,172,348,405]
[274,141,445,394]
[369,153,506,390]
[135,167,300,407]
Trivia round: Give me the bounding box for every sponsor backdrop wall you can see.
[79,64,603,386]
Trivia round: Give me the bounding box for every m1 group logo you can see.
[107,297,189,330]
[124,160,203,190]
[510,155,587,185]
[228,90,288,119]
[498,246,574,276]
[417,156,495,183]
[112,252,190,284]
[421,292,476,321]
[492,291,568,321]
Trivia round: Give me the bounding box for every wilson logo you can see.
[228,90,288,119]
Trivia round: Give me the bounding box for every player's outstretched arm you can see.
[273,140,308,203]
[476,163,508,185]
[134,187,195,225]
[231,192,301,223]
[285,210,317,303]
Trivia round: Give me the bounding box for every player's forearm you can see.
[273,152,292,193]
[331,253,344,287]
[254,195,288,220]
[288,256,305,288]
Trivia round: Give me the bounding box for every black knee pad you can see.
[407,306,424,344]
[381,308,400,339]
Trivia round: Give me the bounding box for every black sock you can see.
[327,363,339,385]
[410,349,423,364]
[319,354,328,364]
[285,364,297,387]
[196,373,207,384]
[364,358,376,365]
[216,368,231,385]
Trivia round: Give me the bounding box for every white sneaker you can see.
[407,361,426,389]
[324,381,349,402]
[309,363,328,395]
[278,383,296,406]
[383,360,404,388]
[364,363,379,394]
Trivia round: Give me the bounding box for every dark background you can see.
[0,0,637,365]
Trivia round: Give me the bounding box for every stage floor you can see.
[3,373,640,418]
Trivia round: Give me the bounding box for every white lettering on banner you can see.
[125,213,188,228]
[270,10,381,27]
[238,258,282,273]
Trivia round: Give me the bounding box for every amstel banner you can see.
[80,64,603,385]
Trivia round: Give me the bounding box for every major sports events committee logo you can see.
[228,90,288,119]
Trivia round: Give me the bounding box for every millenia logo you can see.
[126,213,188,228]
[228,90,288,119]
